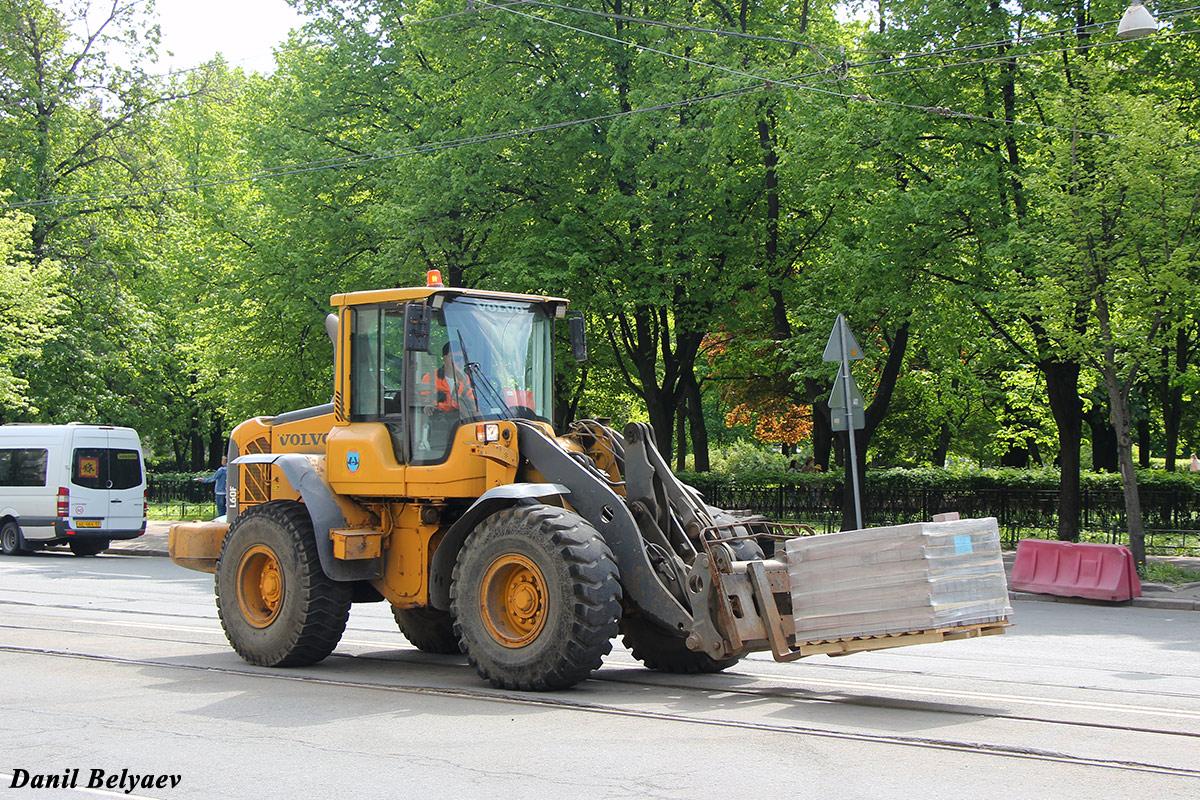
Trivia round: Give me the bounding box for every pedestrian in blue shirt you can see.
[196,457,228,517]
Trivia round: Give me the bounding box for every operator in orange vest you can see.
[419,341,476,414]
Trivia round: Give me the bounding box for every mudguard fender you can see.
[231,453,381,581]
[427,483,570,611]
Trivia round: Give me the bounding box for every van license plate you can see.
[75,520,102,528]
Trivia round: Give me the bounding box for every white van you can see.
[0,423,147,556]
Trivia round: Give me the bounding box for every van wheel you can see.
[451,504,622,691]
[216,501,352,667]
[69,539,109,557]
[1,521,26,556]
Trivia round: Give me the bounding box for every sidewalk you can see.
[109,523,1200,612]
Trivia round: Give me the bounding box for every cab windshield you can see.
[408,296,553,463]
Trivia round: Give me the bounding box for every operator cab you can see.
[342,286,562,466]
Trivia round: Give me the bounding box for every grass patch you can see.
[1142,562,1200,585]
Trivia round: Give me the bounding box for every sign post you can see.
[823,314,865,530]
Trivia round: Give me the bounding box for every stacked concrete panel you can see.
[785,517,1012,643]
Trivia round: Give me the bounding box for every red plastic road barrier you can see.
[1010,539,1142,602]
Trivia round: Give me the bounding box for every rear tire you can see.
[620,616,741,674]
[1,521,26,556]
[392,606,461,654]
[451,504,622,690]
[69,539,109,557]
[216,501,351,667]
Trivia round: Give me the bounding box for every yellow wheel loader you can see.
[170,273,1010,691]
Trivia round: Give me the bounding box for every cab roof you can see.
[329,285,570,308]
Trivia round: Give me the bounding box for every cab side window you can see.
[350,307,382,420]
[351,306,406,421]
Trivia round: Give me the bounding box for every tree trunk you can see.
[1137,417,1152,469]
[1039,359,1083,541]
[189,430,204,472]
[806,378,833,470]
[675,400,687,472]
[1161,328,1189,471]
[932,421,953,467]
[1086,399,1119,472]
[1100,367,1146,566]
[682,372,710,472]
[208,420,226,468]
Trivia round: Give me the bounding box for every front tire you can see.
[216,501,352,667]
[451,504,622,690]
[1,521,26,556]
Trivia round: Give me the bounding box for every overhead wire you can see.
[526,1,1200,69]
[0,0,534,110]
[4,3,1198,212]
[0,84,773,211]
[481,1,1200,141]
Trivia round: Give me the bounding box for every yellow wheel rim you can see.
[480,554,549,648]
[237,545,284,628]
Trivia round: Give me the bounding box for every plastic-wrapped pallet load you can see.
[785,517,1012,644]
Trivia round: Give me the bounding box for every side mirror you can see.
[404,303,431,352]
[569,314,588,363]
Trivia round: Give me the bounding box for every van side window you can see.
[71,448,143,490]
[0,448,49,487]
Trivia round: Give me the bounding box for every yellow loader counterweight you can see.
[170,274,1011,691]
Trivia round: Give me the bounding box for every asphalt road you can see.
[2,551,1199,799]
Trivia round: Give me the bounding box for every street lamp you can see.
[1117,2,1158,39]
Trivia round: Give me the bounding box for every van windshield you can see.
[71,448,143,490]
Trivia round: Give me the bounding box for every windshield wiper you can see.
[456,331,514,420]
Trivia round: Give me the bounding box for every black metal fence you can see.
[147,473,1200,554]
[147,476,218,519]
[693,482,1200,554]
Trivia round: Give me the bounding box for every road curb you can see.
[1010,591,1199,612]
[106,547,169,558]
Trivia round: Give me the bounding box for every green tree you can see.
[1027,84,1200,564]
[0,207,63,417]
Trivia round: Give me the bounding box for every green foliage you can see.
[0,209,64,417]
[4,0,1200,489]
[708,440,792,479]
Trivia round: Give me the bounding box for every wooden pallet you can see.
[793,621,1011,658]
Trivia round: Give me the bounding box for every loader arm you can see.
[514,421,696,635]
